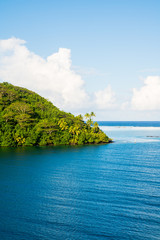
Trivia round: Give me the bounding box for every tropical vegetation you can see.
[0,82,112,147]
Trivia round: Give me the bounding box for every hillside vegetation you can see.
[0,82,111,147]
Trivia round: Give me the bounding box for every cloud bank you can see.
[94,85,116,110]
[131,76,160,110]
[0,37,116,112]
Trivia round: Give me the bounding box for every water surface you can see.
[0,122,160,239]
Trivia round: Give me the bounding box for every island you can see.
[0,82,112,147]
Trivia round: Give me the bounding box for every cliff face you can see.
[0,82,111,147]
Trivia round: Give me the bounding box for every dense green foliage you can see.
[0,82,111,147]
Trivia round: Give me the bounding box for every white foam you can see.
[99,126,160,131]
[123,138,160,143]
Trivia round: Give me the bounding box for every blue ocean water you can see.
[98,121,160,127]
[0,122,160,240]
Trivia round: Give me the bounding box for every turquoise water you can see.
[0,122,160,239]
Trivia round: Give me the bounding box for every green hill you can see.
[0,82,111,147]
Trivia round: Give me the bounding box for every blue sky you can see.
[0,0,160,120]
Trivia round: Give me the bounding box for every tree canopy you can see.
[0,82,112,147]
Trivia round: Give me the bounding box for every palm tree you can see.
[84,112,96,127]
[90,112,96,118]
[84,113,90,120]
[93,121,99,133]
[77,114,83,121]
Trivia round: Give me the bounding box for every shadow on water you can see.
[0,143,111,161]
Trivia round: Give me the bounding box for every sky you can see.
[0,0,160,120]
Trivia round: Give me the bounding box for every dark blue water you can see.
[98,121,160,127]
[0,122,160,240]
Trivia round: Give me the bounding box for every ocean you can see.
[0,121,160,240]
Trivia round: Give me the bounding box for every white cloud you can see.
[0,37,116,112]
[0,37,26,52]
[121,101,129,110]
[0,37,88,110]
[131,76,160,110]
[94,85,116,110]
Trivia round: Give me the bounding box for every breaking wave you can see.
[100,126,160,131]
